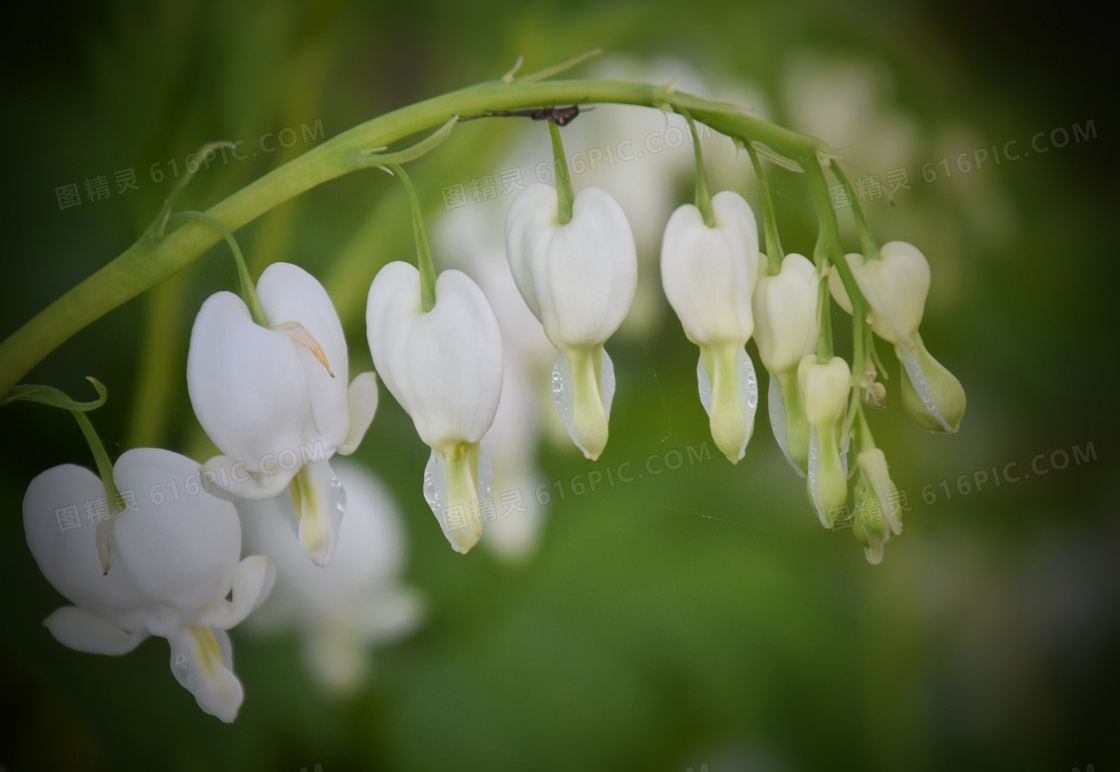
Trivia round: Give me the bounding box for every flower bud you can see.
[797,355,851,526]
[897,334,966,433]
[830,241,964,433]
[753,253,820,375]
[851,447,904,563]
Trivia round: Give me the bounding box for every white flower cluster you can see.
[21,59,966,720]
[23,262,419,721]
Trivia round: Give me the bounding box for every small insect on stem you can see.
[460,104,589,127]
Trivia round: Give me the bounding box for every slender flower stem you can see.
[548,122,574,224]
[745,141,783,271]
[0,77,825,395]
[166,211,268,326]
[680,109,715,227]
[829,160,880,260]
[802,156,871,383]
[816,273,834,362]
[71,410,123,513]
[386,164,437,312]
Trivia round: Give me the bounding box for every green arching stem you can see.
[165,211,268,326]
[801,157,872,384]
[680,108,715,227]
[829,160,880,260]
[745,141,783,271]
[386,164,437,312]
[548,122,574,224]
[0,77,825,396]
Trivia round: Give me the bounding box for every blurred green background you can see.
[0,1,1115,770]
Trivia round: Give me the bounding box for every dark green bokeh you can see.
[1,1,1115,770]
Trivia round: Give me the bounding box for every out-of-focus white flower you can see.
[781,54,920,178]
[753,253,820,471]
[830,241,965,432]
[797,355,851,527]
[237,458,421,693]
[506,183,637,460]
[366,262,503,554]
[23,448,274,722]
[187,262,378,567]
[660,191,760,462]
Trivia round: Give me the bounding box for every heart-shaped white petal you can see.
[110,448,241,615]
[256,262,350,448]
[506,184,637,349]
[23,464,147,625]
[829,241,930,347]
[367,263,503,450]
[753,253,820,375]
[661,191,759,346]
[187,291,311,472]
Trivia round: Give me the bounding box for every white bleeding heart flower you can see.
[829,241,965,433]
[187,262,379,567]
[753,252,820,472]
[237,458,421,693]
[852,447,903,565]
[797,355,851,527]
[23,448,275,723]
[660,191,760,463]
[366,261,503,554]
[505,183,637,460]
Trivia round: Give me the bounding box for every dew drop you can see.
[696,355,712,415]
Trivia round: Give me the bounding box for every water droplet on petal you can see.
[696,355,713,415]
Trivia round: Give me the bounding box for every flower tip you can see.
[863,544,885,565]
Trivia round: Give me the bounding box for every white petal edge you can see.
[44,606,147,655]
[338,371,379,455]
[198,455,299,501]
[168,626,243,723]
[192,556,277,630]
[292,459,346,567]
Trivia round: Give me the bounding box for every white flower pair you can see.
[23,448,275,722]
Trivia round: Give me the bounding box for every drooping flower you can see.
[505,183,637,460]
[829,241,965,432]
[366,262,503,554]
[187,262,379,567]
[851,447,903,565]
[436,206,557,563]
[660,190,761,463]
[23,448,274,722]
[798,355,851,527]
[237,458,421,693]
[752,252,820,471]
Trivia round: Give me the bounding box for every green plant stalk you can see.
[548,122,574,224]
[386,164,437,311]
[829,160,879,260]
[0,79,824,396]
[166,211,267,325]
[745,141,784,271]
[802,157,870,383]
[680,109,714,227]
